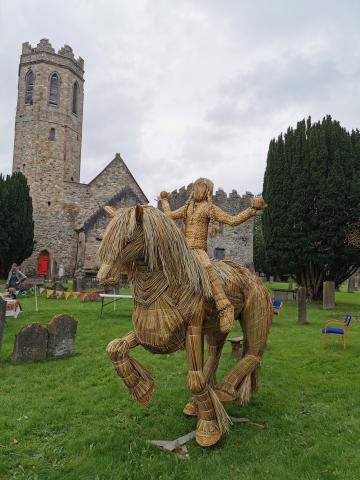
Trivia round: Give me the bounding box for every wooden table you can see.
[99,293,132,318]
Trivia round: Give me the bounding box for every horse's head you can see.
[97,204,145,284]
[97,204,211,295]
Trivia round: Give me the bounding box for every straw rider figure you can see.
[160,178,266,334]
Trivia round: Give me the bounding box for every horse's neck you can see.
[131,259,169,306]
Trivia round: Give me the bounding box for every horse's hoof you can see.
[138,384,154,406]
[195,420,222,447]
[130,378,154,406]
[214,388,236,402]
[183,400,198,416]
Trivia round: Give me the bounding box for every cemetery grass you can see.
[0,286,359,480]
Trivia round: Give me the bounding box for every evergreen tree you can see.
[0,172,34,277]
[0,175,10,276]
[262,116,360,300]
[253,214,269,275]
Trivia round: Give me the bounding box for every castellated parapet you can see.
[164,184,254,267]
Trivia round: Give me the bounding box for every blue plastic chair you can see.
[321,315,352,349]
[273,299,283,319]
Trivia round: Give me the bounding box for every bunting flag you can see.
[44,290,105,300]
[39,287,45,295]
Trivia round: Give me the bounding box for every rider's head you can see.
[11,263,18,272]
[192,178,214,202]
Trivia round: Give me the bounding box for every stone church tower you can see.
[13,39,148,277]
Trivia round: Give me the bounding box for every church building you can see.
[12,39,148,277]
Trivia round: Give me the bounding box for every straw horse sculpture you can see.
[98,205,272,447]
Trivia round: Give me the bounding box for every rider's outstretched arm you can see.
[160,192,186,220]
[212,196,266,226]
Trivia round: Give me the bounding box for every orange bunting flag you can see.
[64,291,72,300]
[72,292,81,299]
[46,289,54,298]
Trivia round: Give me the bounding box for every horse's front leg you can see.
[186,303,230,447]
[106,331,154,405]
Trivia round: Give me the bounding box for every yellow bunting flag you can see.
[46,289,54,298]
[72,292,80,299]
[64,291,72,300]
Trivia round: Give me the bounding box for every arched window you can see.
[25,70,34,104]
[49,73,59,105]
[72,81,79,114]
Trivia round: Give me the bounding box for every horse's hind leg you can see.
[183,333,226,416]
[106,331,154,405]
[216,281,271,404]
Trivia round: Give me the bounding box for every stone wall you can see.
[12,40,148,277]
[13,39,84,276]
[164,184,254,267]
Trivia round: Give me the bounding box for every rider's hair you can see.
[184,178,217,237]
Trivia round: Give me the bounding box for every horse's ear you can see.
[135,204,143,223]
[104,206,116,217]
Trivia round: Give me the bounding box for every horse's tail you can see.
[217,270,272,404]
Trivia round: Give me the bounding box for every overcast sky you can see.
[1,0,360,203]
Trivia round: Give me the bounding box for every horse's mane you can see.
[98,205,212,297]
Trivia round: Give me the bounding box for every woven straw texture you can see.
[98,204,271,447]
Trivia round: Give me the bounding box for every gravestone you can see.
[12,323,48,362]
[323,281,335,309]
[347,276,355,293]
[0,297,6,352]
[269,276,274,283]
[47,314,77,357]
[297,287,307,324]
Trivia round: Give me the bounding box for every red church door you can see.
[38,251,49,275]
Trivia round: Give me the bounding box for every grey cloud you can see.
[2,0,360,202]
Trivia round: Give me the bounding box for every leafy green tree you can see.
[262,116,360,300]
[0,172,34,277]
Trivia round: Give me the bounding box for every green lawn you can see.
[0,285,359,480]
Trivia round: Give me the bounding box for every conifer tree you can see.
[0,175,10,277]
[262,116,360,300]
[0,172,34,277]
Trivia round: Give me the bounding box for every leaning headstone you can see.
[297,287,307,324]
[0,297,6,352]
[323,281,335,309]
[347,276,355,293]
[12,323,48,363]
[47,314,78,357]
[269,276,274,283]
[288,283,293,290]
